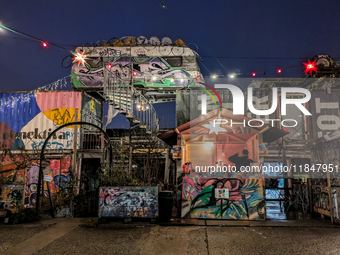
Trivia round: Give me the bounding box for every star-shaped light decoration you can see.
[303,59,318,75]
[72,51,88,66]
[202,120,227,135]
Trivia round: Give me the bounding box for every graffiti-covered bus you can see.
[71,44,203,89]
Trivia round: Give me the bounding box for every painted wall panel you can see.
[1,156,71,208]
[98,186,158,218]
[0,91,83,151]
[182,177,265,220]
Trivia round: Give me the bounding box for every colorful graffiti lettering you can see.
[98,186,158,218]
[182,177,265,220]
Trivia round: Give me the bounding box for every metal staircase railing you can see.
[103,70,159,134]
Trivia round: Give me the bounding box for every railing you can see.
[81,130,107,150]
[103,70,159,134]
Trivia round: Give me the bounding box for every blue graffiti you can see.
[51,141,64,151]
[53,175,71,189]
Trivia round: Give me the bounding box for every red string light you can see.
[303,59,318,75]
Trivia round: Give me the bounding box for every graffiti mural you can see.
[0,92,82,151]
[81,95,102,129]
[47,157,71,193]
[98,186,158,218]
[72,54,193,88]
[312,186,330,216]
[0,183,24,212]
[181,177,265,220]
[0,156,72,208]
[24,165,39,207]
[23,158,71,208]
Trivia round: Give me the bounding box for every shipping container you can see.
[0,91,103,151]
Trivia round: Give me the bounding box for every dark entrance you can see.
[265,159,312,220]
[74,158,101,217]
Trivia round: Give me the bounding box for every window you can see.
[163,57,182,67]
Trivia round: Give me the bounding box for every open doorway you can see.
[264,162,286,220]
[265,159,312,220]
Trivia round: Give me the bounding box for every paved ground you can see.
[1,219,340,255]
[0,225,49,254]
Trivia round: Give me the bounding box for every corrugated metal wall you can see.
[0,91,84,151]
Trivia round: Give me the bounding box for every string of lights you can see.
[1,23,338,78]
[200,55,308,60]
[0,24,72,51]
[36,75,71,91]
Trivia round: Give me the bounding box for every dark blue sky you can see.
[1,0,340,128]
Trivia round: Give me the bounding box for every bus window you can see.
[163,57,182,67]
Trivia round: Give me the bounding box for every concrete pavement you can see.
[1,218,340,254]
[4,218,86,255]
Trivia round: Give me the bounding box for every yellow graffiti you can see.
[43,108,80,128]
[89,100,96,113]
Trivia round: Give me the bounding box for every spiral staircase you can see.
[102,70,159,134]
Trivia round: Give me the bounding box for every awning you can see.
[263,127,289,144]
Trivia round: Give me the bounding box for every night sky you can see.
[1,0,340,128]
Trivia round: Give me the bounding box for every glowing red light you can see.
[42,42,47,48]
[277,69,282,73]
[252,72,256,77]
[132,70,137,76]
[107,64,112,69]
[303,59,318,75]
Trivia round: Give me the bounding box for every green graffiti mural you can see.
[72,53,195,88]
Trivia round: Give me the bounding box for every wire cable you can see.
[0,24,72,51]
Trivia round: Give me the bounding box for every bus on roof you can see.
[71,45,203,89]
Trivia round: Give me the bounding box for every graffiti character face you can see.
[29,184,37,193]
[183,180,195,198]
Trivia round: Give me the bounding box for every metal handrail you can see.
[103,70,159,134]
